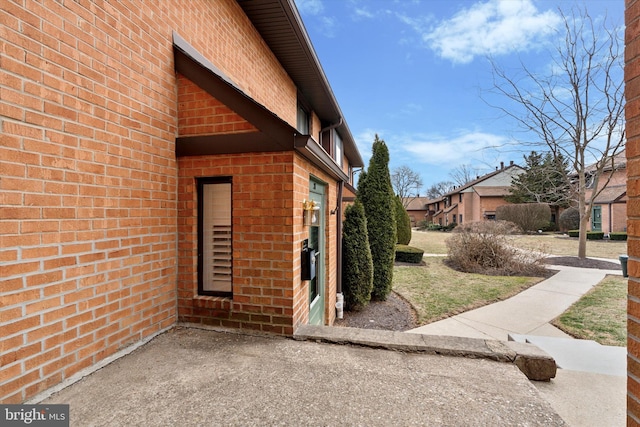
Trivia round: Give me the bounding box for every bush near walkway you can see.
[358,136,396,301]
[446,221,547,276]
[342,200,374,311]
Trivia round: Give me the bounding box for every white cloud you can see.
[424,0,561,64]
[295,0,324,15]
[400,131,510,165]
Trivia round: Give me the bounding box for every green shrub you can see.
[587,231,604,240]
[358,136,396,301]
[496,203,551,232]
[568,230,579,237]
[342,200,373,311]
[610,232,628,241]
[443,222,458,232]
[395,245,424,263]
[559,207,580,231]
[394,196,412,245]
[425,222,442,231]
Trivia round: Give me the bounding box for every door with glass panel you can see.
[308,180,325,325]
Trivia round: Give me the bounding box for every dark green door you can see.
[308,180,325,325]
[591,206,602,231]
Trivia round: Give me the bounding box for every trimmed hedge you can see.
[587,231,604,240]
[395,245,425,263]
[342,200,374,311]
[568,230,579,237]
[610,232,628,241]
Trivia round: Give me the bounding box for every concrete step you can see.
[509,334,626,376]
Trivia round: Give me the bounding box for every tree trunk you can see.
[578,212,588,259]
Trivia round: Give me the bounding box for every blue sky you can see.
[294,0,624,191]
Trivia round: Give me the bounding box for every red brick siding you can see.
[177,153,338,332]
[0,0,303,403]
[627,0,640,423]
[177,74,256,136]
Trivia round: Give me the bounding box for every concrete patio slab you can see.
[40,327,564,426]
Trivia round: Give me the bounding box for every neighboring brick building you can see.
[428,162,523,226]
[0,0,362,403]
[582,151,628,234]
[627,0,640,424]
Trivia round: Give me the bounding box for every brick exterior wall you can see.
[627,0,640,423]
[176,152,338,333]
[1,0,341,403]
[177,74,257,136]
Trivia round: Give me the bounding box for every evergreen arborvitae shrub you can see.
[358,135,397,301]
[341,200,373,311]
[395,195,412,245]
[559,207,580,231]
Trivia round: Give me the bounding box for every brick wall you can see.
[627,0,640,423]
[0,0,307,403]
[177,153,337,333]
[177,74,257,136]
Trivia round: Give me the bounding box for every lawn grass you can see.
[552,275,627,346]
[393,256,543,325]
[509,234,627,260]
[410,229,628,259]
[409,230,450,254]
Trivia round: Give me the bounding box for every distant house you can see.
[581,150,627,234]
[429,162,524,226]
[403,197,433,226]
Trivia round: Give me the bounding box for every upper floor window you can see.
[297,103,309,134]
[459,193,462,203]
[334,130,343,168]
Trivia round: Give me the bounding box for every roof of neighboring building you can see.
[444,203,458,214]
[581,149,626,175]
[473,186,512,197]
[443,164,523,197]
[403,197,433,210]
[593,185,627,203]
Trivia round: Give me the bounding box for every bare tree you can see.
[425,180,455,199]
[449,164,482,187]
[391,165,423,208]
[489,7,625,258]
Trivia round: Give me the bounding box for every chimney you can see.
[500,161,504,169]
[510,160,514,166]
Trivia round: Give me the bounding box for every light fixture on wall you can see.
[302,199,320,226]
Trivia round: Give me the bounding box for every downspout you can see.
[319,117,343,148]
[335,180,344,319]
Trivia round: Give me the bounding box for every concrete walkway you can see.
[409,264,621,341]
[409,261,627,426]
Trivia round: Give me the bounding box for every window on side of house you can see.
[198,177,232,297]
[334,130,343,168]
[459,193,462,202]
[459,214,462,223]
[297,103,309,134]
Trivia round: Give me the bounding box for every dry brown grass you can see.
[411,230,627,260]
[509,234,627,260]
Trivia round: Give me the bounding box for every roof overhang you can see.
[173,31,295,156]
[295,135,349,181]
[173,32,351,182]
[237,0,363,168]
